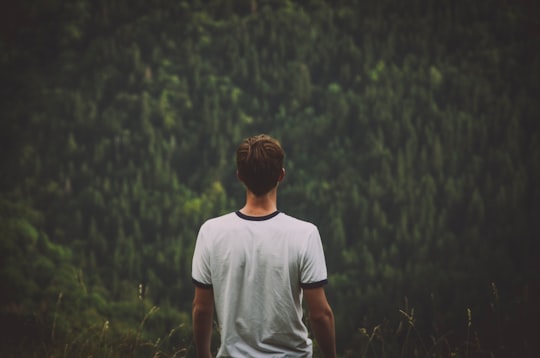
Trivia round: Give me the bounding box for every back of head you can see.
[236,134,285,196]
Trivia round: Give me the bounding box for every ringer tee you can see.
[192,211,328,357]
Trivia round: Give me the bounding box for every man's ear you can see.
[278,168,285,182]
[236,170,244,183]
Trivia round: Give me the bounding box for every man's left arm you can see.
[192,287,214,358]
[304,287,336,358]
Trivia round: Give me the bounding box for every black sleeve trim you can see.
[300,279,328,289]
[192,278,213,289]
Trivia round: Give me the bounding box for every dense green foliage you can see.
[1,0,539,356]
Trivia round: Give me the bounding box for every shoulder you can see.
[276,212,318,233]
[199,212,238,231]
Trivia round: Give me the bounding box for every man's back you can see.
[192,134,335,358]
[192,210,328,357]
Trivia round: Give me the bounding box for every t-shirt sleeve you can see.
[191,224,213,288]
[299,226,328,288]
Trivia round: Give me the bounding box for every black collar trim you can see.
[235,210,280,221]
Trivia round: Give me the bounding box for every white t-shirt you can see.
[192,210,328,357]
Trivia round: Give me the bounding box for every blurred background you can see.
[1,0,539,356]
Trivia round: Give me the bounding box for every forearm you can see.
[311,310,336,358]
[192,306,213,358]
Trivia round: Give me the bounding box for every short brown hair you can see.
[236,134,285,196]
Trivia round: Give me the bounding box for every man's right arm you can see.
[303,287,336,358]
[192,286,214,358]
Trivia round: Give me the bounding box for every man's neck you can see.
[239,189,278,216]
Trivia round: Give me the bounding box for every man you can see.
[192,134,336,357]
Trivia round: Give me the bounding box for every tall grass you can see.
[341,283,533,358]
[4,282,533,357]
[40,304,191,358]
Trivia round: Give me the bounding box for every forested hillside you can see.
[1,0,539,356]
